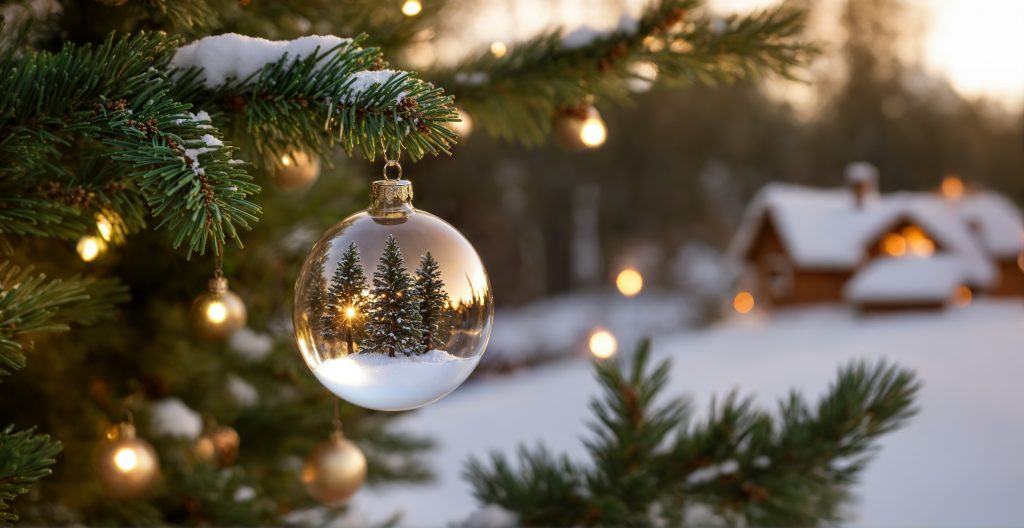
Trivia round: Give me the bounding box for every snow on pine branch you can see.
[562,14,638,49]
[171,33,353,88]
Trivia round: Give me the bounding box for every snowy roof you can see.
[954,192,1023,258]
[843,256,965,304]
[729,183,998,287]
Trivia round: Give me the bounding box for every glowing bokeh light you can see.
[114,447,139,472]
[206,301,228,324]
[490,41,507,58]
[345,307,356,319]
[881,233,908,257]
[733,291,755,314]
[953,285,973,307]
[615,268,644,297]
[280,154,293,166]
[76,236,104,262]
[941,174,964,199]
[401,0,422,16]
[588,328,618,359]
[579,116,607,147]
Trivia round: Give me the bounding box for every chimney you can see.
[844,162,879,209]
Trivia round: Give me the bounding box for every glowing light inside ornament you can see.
[733,291,755,314]
[280,154,293,166]
[401,0,422,16]
[77,236,105,262]
[579,116,607,147]
[942,174,964,199]
[490,41,507,58]
[615,268,643,297]
[313,351,479,411]
[206,300,228,324]
[588,328,617,359]
[114,447,139,472]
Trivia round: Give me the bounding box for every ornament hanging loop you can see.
[380,138,404,181]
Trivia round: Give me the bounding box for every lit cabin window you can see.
[880,225,935,258]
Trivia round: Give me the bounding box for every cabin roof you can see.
[729,183,1003,288]
[955,192,1023,259]
[843,256,965,304]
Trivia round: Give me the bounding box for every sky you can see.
[438,0,1024,111]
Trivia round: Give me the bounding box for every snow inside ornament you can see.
[293,162,493,411]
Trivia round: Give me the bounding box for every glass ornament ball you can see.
[97,423,160,499]
[194,424,240,467]
[192,277,247,339]
[553,105,607,150]
[271,148,321,191]
[293,179,494,411]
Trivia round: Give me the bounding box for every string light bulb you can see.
[76,235,107,262]
[588,328,618,359]
[97,421,160,499]
[401,0,422,16]
[615,268,644,297]
[192,276,247,339]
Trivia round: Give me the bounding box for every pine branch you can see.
[169,33,458,166]
[438,0,814,143]
[0,426,62,523]
[464,339,919,526]
[0,262,127,379]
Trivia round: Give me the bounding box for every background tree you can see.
[465,340,920,526]
[362,236,424,357]
[322,242,369,354]
[414,252,451,352]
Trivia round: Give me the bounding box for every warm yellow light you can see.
[280,154,292,166]
[76,236,105,262]
[881,233,907,257]
[615,268,643,297]
[97,218,113,242]
[206,300,228,324]
[954,285,973,307]
[588,328,618,359]
[490,41,507,58]
[903,226,935,257]
[114,447,139,472]
[448,107,473,138]
[733,291,755,314]
[345,307,356,319]
[941,174,964,199]
[401,0,422,16]
[579,116,607,147]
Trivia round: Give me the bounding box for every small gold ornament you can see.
[302,430,367,506]
[553,104,607,150]
[97,422,160,499]
[194,424,240,467]
[271,149,321,191]
[192,276,247,339]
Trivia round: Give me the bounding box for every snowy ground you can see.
[352,300,1024,526]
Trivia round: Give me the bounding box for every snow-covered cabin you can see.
[729,165,1024,312]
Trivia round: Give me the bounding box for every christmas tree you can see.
[322,242,369,354]
[0,0,818,523]
[362,236,424,357]
[414,252,451,352]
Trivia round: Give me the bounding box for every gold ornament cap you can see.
[208,276,229,293]
[369,179,414,220]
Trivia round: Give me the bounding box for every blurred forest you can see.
[409,0,1023,304]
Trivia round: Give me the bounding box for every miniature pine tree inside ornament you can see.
[293,147,493,411]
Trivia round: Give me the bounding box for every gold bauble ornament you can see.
[97,422,160,499]
[192,276,247,339]
[301,431,367,506]
[272,149,321,191]
[553,105,607,150]
[194,424,240,467]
